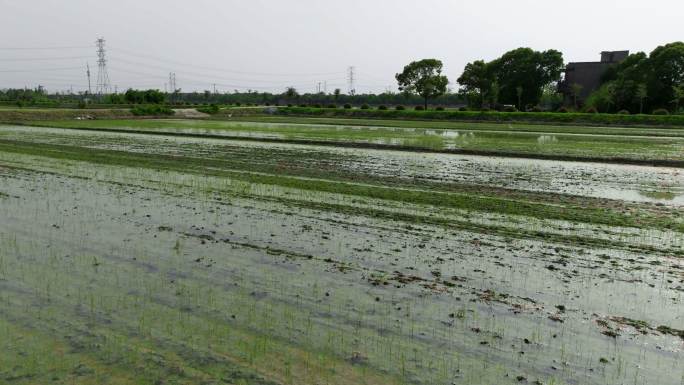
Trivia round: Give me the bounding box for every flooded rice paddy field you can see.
[28,119,684,163]
[0,124,682,385]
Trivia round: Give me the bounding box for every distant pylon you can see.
[95,38,111,95]
[169,72,177,92]
[347,66,356,96]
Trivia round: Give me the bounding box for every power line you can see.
[0,56,92,62]
[0,45,92,51]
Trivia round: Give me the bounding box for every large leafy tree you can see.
[646,42,684,110]
[488,48,564,109]
[456,60,491,108]
[458,48,563,109]
[396,59,449,109]
[591,42,684,113]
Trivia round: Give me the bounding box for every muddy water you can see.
[0,142,682,385]
[2,125,683,205]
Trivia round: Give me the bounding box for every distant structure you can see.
[95,38,111,95]
[559,51,629,106]
[347,66,356,96]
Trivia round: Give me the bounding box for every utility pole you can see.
[169,72,177,103]
[347,66,356,96]
[95,38,111,96]
[86,63,92,95]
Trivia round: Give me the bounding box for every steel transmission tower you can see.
[168,73,177,92]
[347,66,356,95]
[95,38,111,95]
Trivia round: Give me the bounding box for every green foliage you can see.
[415,105,425,111]
[395,105,405,110]
[460,48,564,109]
[124,89,166,104]
[585,84,616,113]
[196,104,220,114]
[326,104,337,109]
[652,108,670,115]
[130,105,175,116]
[585,106,599,114]
[618,109,631,115]
[343,104,352,109]
[360,104,370,110]
[598,42,684,113]
[378,105,388,110]
[396,58,449,109]
[435,106,445,111]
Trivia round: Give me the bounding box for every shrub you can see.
[529,106,543,112]
[235,102,241,107]
[502,105,517,112]
[617,109,630,115]
[395,105,405,110]
[313,104,322,108]
[480,107,491,112]
[77,100,87,109]
[652,108,670,115]
[435,106,445,111]
[584,106,599,114]
[360,104,370,110]
[287,104,293,107]
[197,104,220,114]
[299,104,307,107]
[343,104,352,109]
[557,106,569,113]
[378,105,388,110]
[326,104,337,109]
[458,106,468,111]
[415,105,425,111]
[131,104,175,116]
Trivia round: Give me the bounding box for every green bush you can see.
[617,109,630,115]
[435,106,445,111]
[458,106,468,111]
[131,105,175,116]
[343,104,352,109]
[326,104,337,109]
[312,104,322,108]
[197,104,220,114]
[378,105,388,110]
[415,105,425,111]
[360,104,370,110]
[395,105,405,110]
[585,106,599,114]
[557,107,569,113]
[653,108,670,115]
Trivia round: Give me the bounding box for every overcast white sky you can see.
[1,0,681,94]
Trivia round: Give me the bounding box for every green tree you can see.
[516,86,524,110]
[645,42,684,110]
[571,83,583,110]
[673,83,684,113]
[488,48,564,108]
[636,83,648,114]
[457,60,491,108]
[396,59,449,109]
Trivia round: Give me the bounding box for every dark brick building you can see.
[559,51,629,106]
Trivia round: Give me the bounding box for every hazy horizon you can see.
[1,0,682,94]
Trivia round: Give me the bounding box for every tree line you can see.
[2,41,681,114]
